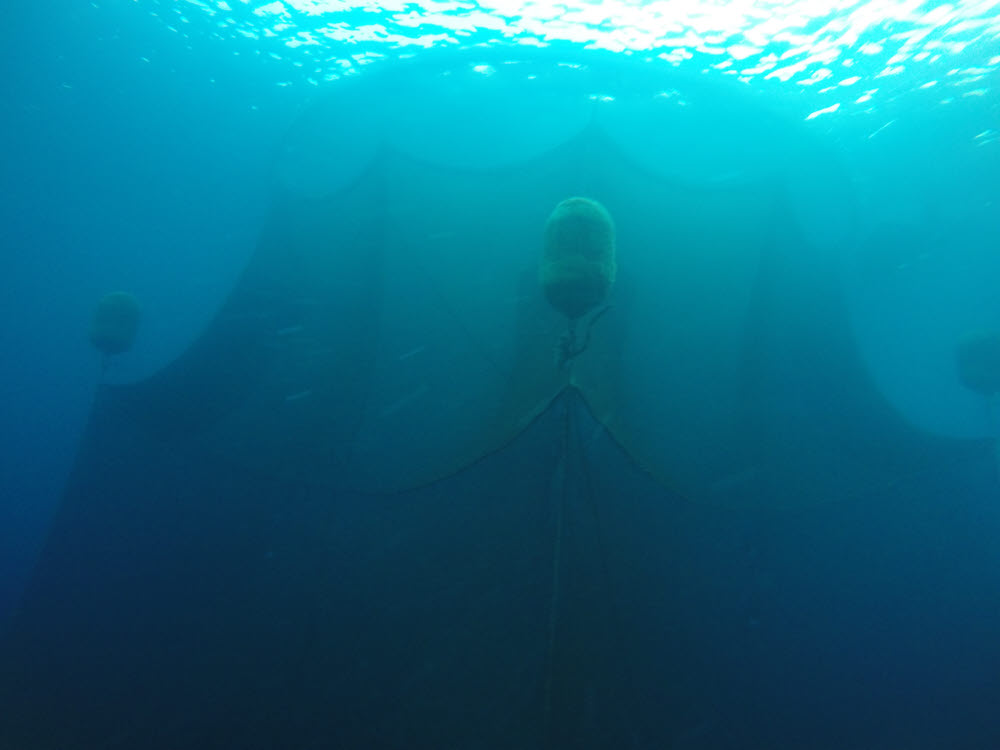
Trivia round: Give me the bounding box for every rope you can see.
[557,305,611,369]
[542,397,569,743]
[574,391,668,748]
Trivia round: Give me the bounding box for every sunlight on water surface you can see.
[113,0,1000,130]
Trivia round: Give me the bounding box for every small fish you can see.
[275,325,304,336]
[380,383,429,418]
[974,129,999,146]
[398,345,427,361]
[284,389,313,403]
[867,119,896,139]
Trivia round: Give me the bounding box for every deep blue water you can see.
[2,2,1000,747]
[2,2,288,615]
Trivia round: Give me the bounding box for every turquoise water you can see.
[150,0,999,100]
[1,2,999,746]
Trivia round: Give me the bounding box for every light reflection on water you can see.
[145,0,999,103]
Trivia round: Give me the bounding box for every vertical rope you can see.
[574,394,666,748]
[543,397,571,744]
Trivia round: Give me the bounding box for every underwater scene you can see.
[1,1,999,748]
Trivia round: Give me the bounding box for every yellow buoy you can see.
[540,197,616,321]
